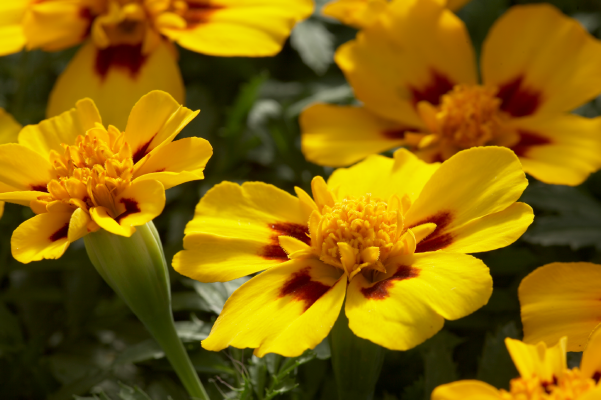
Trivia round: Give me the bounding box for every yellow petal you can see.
[113,179,165,229]
[328,148,440,206]
[68,207,92,243]
[90,206,136,237]
[201,259,345,357]
[321,0,388,29]
[174,181,310,282]
[445,0,471,11]
[19,98,101,158]
[405,147,527,252]
[132,137,212,189]
[311,176,335,209]
[47,39,184,130]
[125,90,198,164]
[0,202,4,219]
[432,380,503,400]
[0,108,22,144]
[11,211,72,264]
[0,143,54,191]
[294,186,318,220]
[581,324,601,380]
[519,262,601,352]
[0,0,27,56]
[163,0,313,57]
[504,337,566,381]
[22,1,90,51]
[482,4,601,117]
[435,202,533,254]
[335,0,476,126]
[509,114,601,186]
[345,252,491,350]
[0,190,48,207]
[300,104,412,167]
[278,235,311,256]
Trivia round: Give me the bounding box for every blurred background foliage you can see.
[1,0,601,398]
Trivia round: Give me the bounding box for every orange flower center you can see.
[312,195,401,275]
[500,369,598,400]
[35,126,134,217]
[435,84,507,149]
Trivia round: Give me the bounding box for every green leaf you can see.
[188,277,249,314]
[421,331,461,400]
[0,302,23,354]
[477,322,519,390]
[118,383,153,400]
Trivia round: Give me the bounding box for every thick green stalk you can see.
[329,309,387,400]
[84,222,209,400]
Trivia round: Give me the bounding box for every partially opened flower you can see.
[0,0,313,128]
[322,0,470,29]
[432,327,601,400]
[301,0,601,186]
[0,90,212,263]
[0,108,22,220]
[173,146,533,356]
[519,262,601,353]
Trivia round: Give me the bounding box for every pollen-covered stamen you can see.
[414,84,517,154]
[311,194,403,276]
[35,126,134,218]
[500,369,598,400]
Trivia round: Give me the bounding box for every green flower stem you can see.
[84,222,209,400]
[329,309,387,400]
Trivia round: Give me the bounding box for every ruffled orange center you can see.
[33,126,134,219]
[91,0,218,51]
[311,195,403,277]
[500,369,598,400]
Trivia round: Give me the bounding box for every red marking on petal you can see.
[79,7,94,39]
[154,168,166,173]
[593,371,601,383]
[382,126,415,140]
[511,130,551,158]
[115,198,141,224]
[49,223,69,242]
[497,76,541,117]
[184,1,225,28]
[95,44,147,81]
[409,70,454,107]
[361,264,419,300]
[279,267,330,312]
[261,222,310,260]
[132,134,157,164]
[409,211,455,253]
[30,184,48,193]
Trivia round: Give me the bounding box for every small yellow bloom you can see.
[519,262,601,353]
[432,327,601,400]
[0,0,313,128]
[0,90,212,264]
[0,108,23,220]
[301,0,601,186]
[322,0,470,29]
[173,146,533,357]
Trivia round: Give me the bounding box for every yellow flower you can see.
[0,0,313,128]
[519,262,601,353]
[0,108,23,220]
[301,0,601,186]
[173,146,533,357]
[322,0,470,29]
[431,327,601,400]
[0,90,212,264]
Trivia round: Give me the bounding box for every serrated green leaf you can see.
[118,383,153,400]
[189,277,249,314]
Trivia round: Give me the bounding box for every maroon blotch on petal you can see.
[30,184,49,193]
[511,130,551,158]
[361,264,419,300]
[497,76,541,117]
[409,70,454,107]
[95,44,147,80]
[279,267,331,312]
[116,198,141,224]
[409,211,454,253]
[49,223,69,242]
[260,222,310,260]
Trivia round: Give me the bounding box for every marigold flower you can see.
[0,90,212,264]
[519,262,601,353]
[432,327,601,400]
[322,0,470,29]
[0,108,22,220]
[301,0,601,186]
[173,146,533,356]
[0,0,313,128]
